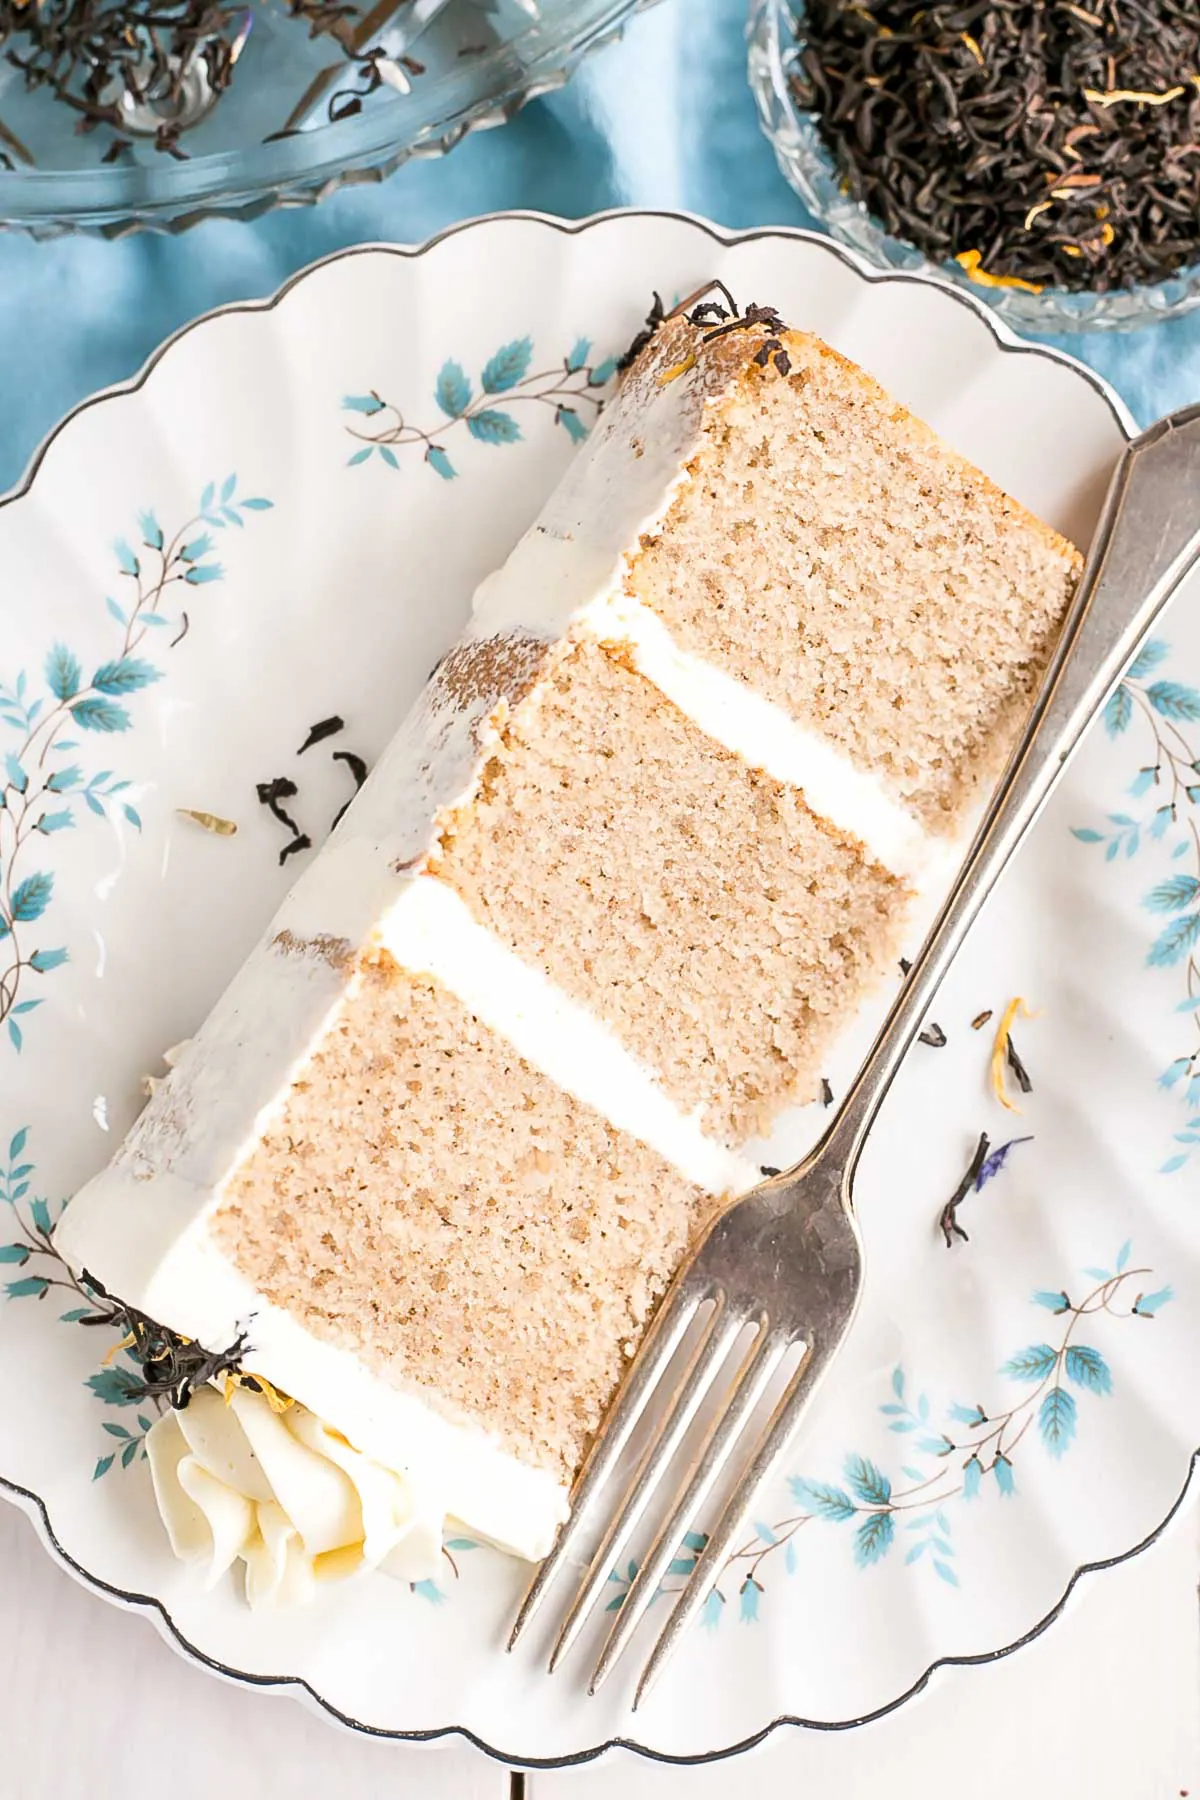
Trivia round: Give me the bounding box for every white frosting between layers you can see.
[146,1384,447,1607]
[378,877,758,1196]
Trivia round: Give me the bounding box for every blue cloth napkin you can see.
[1,0,1197,491]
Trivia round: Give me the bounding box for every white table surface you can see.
[2,1491,1196,1800]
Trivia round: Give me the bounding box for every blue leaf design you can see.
[199,481,214,511]
[1001,1342,1058,1382]
[917,1392,930,1422]
[435,361,472,418]
[888,1419,918,1433]
[8,1127,27,1160]
[1147,681,1200,722]
[918,1435,953,1456]
[0,918,10,943]
[891,1366,905,1399]
[379,446,399,470]
[342,393,385,414]
[975,1134,1034,1191]
[220,473,237,503]
[29,947,68,973]
[789,1477,856,1521]
[666,1556,697,1577]
[70,697,130,733]
[1083,1267,1112,1281]
[784,1539,797,1576]
[29,1196,51,1234]
[93,1455,115,1481]
[879,1403,906,1416]
[702,1590,725,1629]
[44,643,82,702]
[1039,1386,1077,1457]
[444,1538,477,1551]
[91,657,161,696]
[1064,1344,1112,1395]
[4,752,26,793]
[346,447,373,467]
[739,1579,761,1623]
[683,1529,708,1552]
[962,1455,983,1500]
[481,337,533,393]
[566,337,591,372]
[467,409,521,445]
[1159,1059,1191,1090]
[844,1453,891,1505]
[1145,876,1200,913]
[934,1559,959,1587]
[1070,827,1103,844]
[993,1454,1016,1496]
[853,1511,894,1567]
[1128,766,1157,799]
[1133,1286,1173,1316]
[35,811,74,835]
[105,595,127,626]
[5,1019,18,1051]
[948,1401,986,1424]
[241,497,272,511]
[1127,638,1169,679]
[0,1245,29,1263]
[753,1521,777,1545]
[113,538,139,577]
[1148,912,1200,968]
[905,1542,927,1563]
[138,509,163,550]
[556,406,589,444]
[426,447,457,480]
[221,506,243,528]
[411,1580,445,1605]
[1152,807,1176,840]
[1161,1153,1189,1173]
[11,872,52,922]
[5,1276,48,1298]
[1032,1289,1070,1313]
[1116,1239,1131,1272]
[181,533,213,562]
[123,805,141,830]
[589,355,619,386]
[184,563,224,585]
[1104,685,1132,736]
[85,1367,141,1405]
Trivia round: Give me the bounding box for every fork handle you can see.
[821,402,1200,1183]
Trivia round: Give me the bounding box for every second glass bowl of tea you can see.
[749,0,1200,333]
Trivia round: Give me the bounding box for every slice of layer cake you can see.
[54,295,1082,1568]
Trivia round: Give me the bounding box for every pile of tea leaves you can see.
[791,0,1200,293]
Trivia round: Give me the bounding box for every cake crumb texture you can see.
[216,959,714,1483]
[632,330,1082,832]
[438,638,905,1140]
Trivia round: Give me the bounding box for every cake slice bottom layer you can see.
[215,958,714,1484]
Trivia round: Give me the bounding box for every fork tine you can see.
[548,1297,743,1673]
[631,1331,839,1710]
[507,1279,708,1653]
[588,1319,787,1696]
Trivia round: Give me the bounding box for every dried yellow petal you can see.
[656,353,697,386]
[991,997,1039,1113]
[177,808,238,836]
[1084,85,1185,108]
[955,249,1044,295]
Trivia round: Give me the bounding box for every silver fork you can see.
[508,402,1200,1707]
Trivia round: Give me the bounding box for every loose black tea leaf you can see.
[255,774,303,839]
[78,1269,250,1410]
[939,1131,991,1247]
[760,1164,782,1177]
[279,832,313,866]
[1006,1031,1034,1096]
[899,957,912,976]
[298,715,345,754]
[792,0,1200,292]
[971,1009,994,1031]
[919,1022,948,1048]
[616,292,666,373]
[330,747,369,831]
[820,1077,834,1107]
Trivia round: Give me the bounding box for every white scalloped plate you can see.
[1,211,1198,1768]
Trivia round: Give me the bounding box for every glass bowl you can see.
[0,0,655,237]
[747,0,1200,334]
